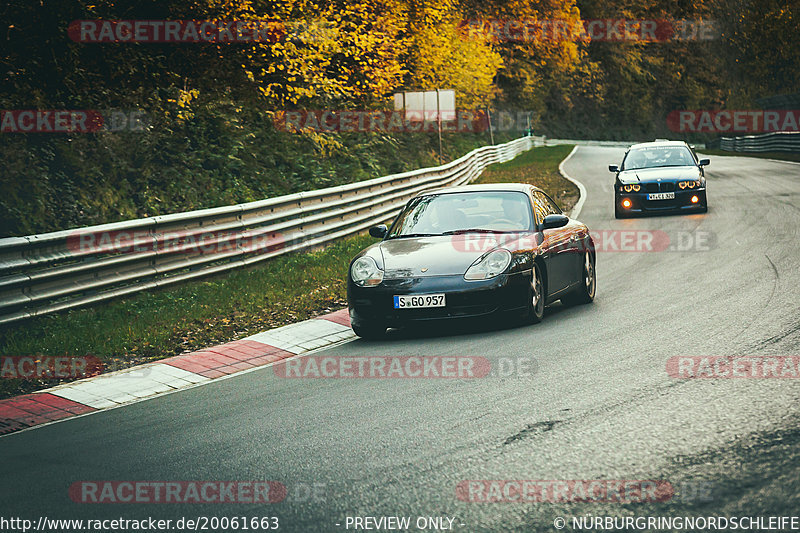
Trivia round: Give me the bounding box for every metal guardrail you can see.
[541,138,638,148]
[712,131,800,153]
[0,136,534,325]
[543,138,708,149]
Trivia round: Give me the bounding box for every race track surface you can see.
[2,148,799,532]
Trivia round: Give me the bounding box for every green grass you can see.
[474,144,579,212]
[699,149,800,163]
[0,235,374,398]
[0,144,576,399]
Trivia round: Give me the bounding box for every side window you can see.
[531,193,548,226]
[540,192,563,215]
[535,192,561,217]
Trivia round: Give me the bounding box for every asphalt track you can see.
[2,147,800,532]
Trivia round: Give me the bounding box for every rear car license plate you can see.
[648,192,675,200]
[393,294,446,309]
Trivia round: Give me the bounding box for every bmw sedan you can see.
[610,140,709,218]
[347,184,596,338]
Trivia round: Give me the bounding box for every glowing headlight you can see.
[622,184,641,192]
[679,180,701,189]
[351,256,383,286]
[464,249,512,281]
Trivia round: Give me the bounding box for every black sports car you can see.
[346,184,596,338]
[610,140,709,218]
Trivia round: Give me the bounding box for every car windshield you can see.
[622,146,696,170]
[387,191,533,238]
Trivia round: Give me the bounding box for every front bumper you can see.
[347,271,530,328]
[616,188,707,215]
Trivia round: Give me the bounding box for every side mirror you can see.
[698,158,710,166]
[541,214,569,230]
[369,224,388,238]
[608,164,619,173]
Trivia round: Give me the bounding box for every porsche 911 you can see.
[346,184,596,338]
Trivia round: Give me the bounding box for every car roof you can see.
[628,140,690,150]
[414,183,540,198]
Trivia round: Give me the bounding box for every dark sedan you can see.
[610,140,709,218]
[347,184,596,338]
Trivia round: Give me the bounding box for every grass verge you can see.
[473,145,579,212]
[0,144,576,399]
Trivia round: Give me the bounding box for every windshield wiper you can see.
[627,164,690,170]
[442,228,521,235]
[387,232,441,239]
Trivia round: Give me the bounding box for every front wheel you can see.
[523,263,546,324]
[352,322,387,340]
[562,251,596,306]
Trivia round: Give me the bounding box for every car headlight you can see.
[464,249,512,281]
[679,180,701,189]
[351,256,384,286]
[622,184,640,192]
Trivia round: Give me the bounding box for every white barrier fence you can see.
[0,136,534,325]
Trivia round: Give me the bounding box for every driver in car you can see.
[434,201,468,232]
[500,198,529,229]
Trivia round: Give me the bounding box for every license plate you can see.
[393,294,446,309]
[648,192,675,200]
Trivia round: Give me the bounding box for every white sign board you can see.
[394,90,456,121]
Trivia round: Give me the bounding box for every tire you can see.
[562,251,596,306]
[523,263,546,324]
[352,322,386,340]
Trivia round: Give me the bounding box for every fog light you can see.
[622,198,632,208]
[691,195,699,204]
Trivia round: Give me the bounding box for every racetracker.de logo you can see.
[1,356,104,380]
[273,356,492,378]
[1,110,148,133]
[667,110,800,133]
[273,109,538,134]
[458,19,718,43]
[66,228,285,257]
[273,110,496,134]
[449,230,714,254]
[456,480,674,503]
[69,481,286,503]
[68,20,285,43]
[667,356,800,379]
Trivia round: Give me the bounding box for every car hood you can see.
[618,166,701,184]
[379,234,517,278]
